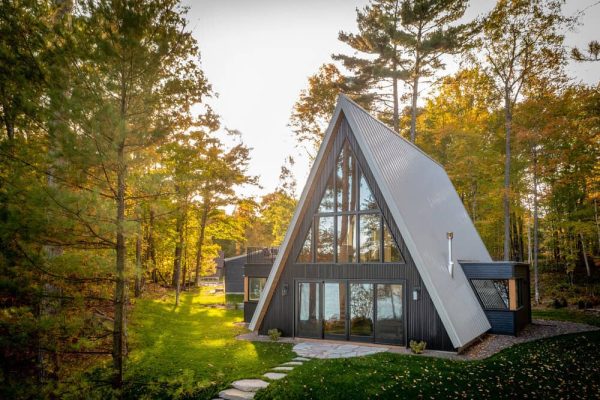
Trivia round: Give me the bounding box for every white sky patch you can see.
[183,0,600,207]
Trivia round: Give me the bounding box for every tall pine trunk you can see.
[409,74,419,143]
[532,148,539,304]
[134,221,142,298]
[113,140,127,389]
[194,202,209,286]
[173,209,185,306]
[503,89,512,261]
[392,56,399,133]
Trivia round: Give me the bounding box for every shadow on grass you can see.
[125,289,293,398]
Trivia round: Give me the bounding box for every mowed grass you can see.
[126,288,293,398]
[257,331,600,400]
[532,307,600,327]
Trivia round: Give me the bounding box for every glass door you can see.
[296,282,322,338]
[375,284,404,344]
[349,283,374,342]
[324,282,347,340]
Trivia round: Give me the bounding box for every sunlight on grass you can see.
[126,288,293,395]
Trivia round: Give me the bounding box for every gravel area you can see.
[460,319,599,360]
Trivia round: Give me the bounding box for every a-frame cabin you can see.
[249,95,530,352]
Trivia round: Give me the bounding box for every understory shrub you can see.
[409,340,426,354]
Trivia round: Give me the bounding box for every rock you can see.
[231,379,269,392]
[281,361,303,366]
[263,372,287,380]
[272,366,294,371]
[219,388,255,400]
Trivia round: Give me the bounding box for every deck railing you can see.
[246,247,279,264]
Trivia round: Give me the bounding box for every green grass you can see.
[125,288,293,399]
[533,307,600,327]
[225,293,244,304]
[256,331,600,399]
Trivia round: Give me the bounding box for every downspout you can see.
[447,232,454,277]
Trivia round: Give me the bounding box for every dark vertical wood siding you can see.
[258,116,454,351]
[224,257,245,293]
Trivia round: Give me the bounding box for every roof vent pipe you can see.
[447,232,454,277]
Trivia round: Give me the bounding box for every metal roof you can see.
[250,94,492,348]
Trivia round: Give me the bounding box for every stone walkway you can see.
[214,343,385,399]
[293,342,388,359]
[215,356,311,400]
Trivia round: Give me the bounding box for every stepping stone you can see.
[293,357,310,361]
[281,361,303,366]
[231,379,269,392]
[272,366,294,371]
[219,388,255,400]
[263,372,287,380]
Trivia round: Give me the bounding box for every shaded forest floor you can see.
[123,287,293,399]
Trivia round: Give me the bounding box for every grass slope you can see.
[126,288,293,398]
[258,327,600,399]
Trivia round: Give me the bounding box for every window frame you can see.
[248,277,267,302]
[297,140,404,265]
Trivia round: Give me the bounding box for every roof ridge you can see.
[338,94,444,168]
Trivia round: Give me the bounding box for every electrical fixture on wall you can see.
[447,231,454,277]
[282,283,288,296]
[412,287,420,301]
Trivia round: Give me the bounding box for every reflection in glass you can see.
[316,216,334,262]
[248,277,266,301]
[297,227,312,263]
[350,283,374,336]
[383,223,403,262]
[324,282,346,336]
[359,172,378,210]
[360,214,381,262]
[376,284,403,341]
[318,174,335,213]
[337,215,356,263]
[297,282,321,338]
[337,142,357,212]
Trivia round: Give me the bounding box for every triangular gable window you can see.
[297,138,404,264]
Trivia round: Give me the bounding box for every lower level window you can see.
[249,277,267,301]
[471,279,509,309]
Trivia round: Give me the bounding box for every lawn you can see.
[125,287,293,399]
[532,307,600,327]
[256,330,600,399]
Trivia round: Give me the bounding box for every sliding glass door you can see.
[296,280,404,344]
[324,282,346,339]
[297,282,321,338]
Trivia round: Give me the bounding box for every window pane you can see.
[297,227,312,263]
[336,142,357,212]
[249,277,266,301]
[383,223,403,262]
[324,282,346,336]
[297,282,321,338]
[337,215,356,263]
[359,214,381,262]
[318,174,335,213]
[316,216,334,262]
[376,284,403,340]
[471,279,510,309]
[359,172,377,210]
[350,283,373,336]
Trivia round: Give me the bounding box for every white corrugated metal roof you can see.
[251,94,491,348]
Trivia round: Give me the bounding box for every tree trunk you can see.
[146,209,158,283]
[595,199,600,253]
[112,141,127,389]
[392,56,399,134]
[409,74,419,143]
[134,221,142,298]
[532,149,539,304]
[580,233,591,278]
[173,208,185,306]
[503,90,512,261]
[194,202,209,286]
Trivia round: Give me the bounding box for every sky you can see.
[182,0,600,203]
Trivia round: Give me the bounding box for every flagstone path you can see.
[214,343,385,399]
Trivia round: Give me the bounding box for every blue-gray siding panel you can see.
[244,302,258,323]
[224,257,245,293]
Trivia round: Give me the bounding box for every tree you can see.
[51,0,212,387]
[571,40,600,62]
[334,0,406,132]
[396,0,473,143]
[477,0,570,260]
